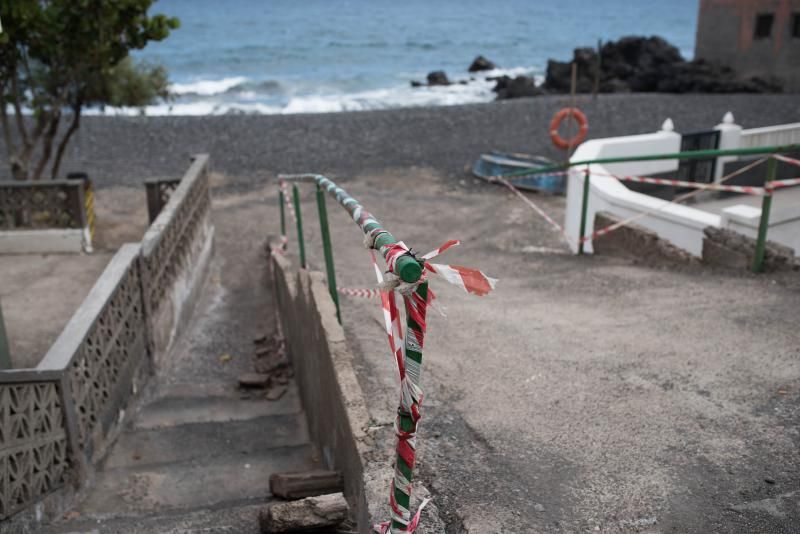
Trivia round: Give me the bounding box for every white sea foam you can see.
[169,76,250,96]
[86,65,544,116]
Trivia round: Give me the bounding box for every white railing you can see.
[740,122,800,149]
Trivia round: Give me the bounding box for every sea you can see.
[123,0,700,116]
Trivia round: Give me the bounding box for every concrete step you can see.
[105,413,310,469]
[133,390,302,430]
[46,499,265,533]
[77,445,317,517]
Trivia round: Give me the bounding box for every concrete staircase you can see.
[46,205,317,533]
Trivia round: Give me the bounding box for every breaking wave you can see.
[87,66,542,116]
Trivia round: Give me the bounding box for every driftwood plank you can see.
[269,470,344,500]
[259,492,348,533]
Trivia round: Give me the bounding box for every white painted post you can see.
[713,112,743,183]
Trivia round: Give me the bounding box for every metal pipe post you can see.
[390,280,429,532]
[578,167,591,254]
[752,157,777,273]
[316,184,342,323]
[0,299,11,369]
[292,184,307,268]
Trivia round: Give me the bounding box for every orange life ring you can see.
[549,107,588,150]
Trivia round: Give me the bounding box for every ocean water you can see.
[125,0,699,115]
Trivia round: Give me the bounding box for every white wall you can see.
[564,120,800,257]
[565,125,720,256]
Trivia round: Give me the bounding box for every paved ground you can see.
[47,190,319,533]
[0,186,149,369]
[277,167,800,533]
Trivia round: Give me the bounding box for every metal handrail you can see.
[501,143,800,178]
[278,174,423,283]
[502,144,800,273]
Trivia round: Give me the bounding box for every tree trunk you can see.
[32,111,60,181]
[51,103,82,180]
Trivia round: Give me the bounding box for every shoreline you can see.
[4,93,798,188]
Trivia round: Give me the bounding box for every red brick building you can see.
[695,0,800,91]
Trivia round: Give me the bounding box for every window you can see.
[754,13,774,39]
[792,13,800,38]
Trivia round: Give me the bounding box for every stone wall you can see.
[268,246,375,532]
[592,212,697,265]
[702,226,797,271]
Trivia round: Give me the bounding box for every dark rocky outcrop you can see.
[493,75,544,100]
[427,70,450,86]
[411,70,452,87]
[544,36,783,95]
[468,55,497,72]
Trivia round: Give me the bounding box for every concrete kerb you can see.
[267,239,444,533]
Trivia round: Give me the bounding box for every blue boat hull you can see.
[472,151,565,195]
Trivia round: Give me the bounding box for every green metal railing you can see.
[277,173,428,532]
[278,174,424,322]
[500,144,800,273]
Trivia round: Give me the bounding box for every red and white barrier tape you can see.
[767,176,800,191]
[338,286,381,298]
[773,154,800,168]
[491,176,573,245]
[591,170,767,195]
[493,157,773,248]
[578,157,771,243]
[371,239,495,533]
[279,180,297,223]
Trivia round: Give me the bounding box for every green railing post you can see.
[292,183,307,268]
[279,188,286,241]
[752,157,777,273]
[578,167,591,255]
[316,184,342,324]
[0,299,11,370]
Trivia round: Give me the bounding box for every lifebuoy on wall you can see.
[549,107,588,150]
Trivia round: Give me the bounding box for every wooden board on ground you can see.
[259,492,348,533]
[269,470,343,500]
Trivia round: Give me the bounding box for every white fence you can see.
[565,116,800,257]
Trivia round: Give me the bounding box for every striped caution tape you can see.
[494,157,772,248]
[279,179,297,223]
[766,176,800,191]
[773,154,800,168]
[578,157,770,243]
[591,170,768,195]
[338,286,381,298]
[371,239,495,533]
[491,176,573,245]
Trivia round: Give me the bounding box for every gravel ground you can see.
[276,167,800,534]
[7,93,798,188]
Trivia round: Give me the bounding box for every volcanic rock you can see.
[468,55,497,72]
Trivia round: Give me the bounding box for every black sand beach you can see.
[22,93,800,188]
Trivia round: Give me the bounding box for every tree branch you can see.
[32,111,60,181]
[0,80,17,158]
[9,73,29,147]
[51,100,82,180]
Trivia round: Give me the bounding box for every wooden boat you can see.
[472,150,565,194]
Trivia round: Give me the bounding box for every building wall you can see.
[695,0,800,91]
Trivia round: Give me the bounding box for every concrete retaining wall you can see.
[268,247,375,531]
